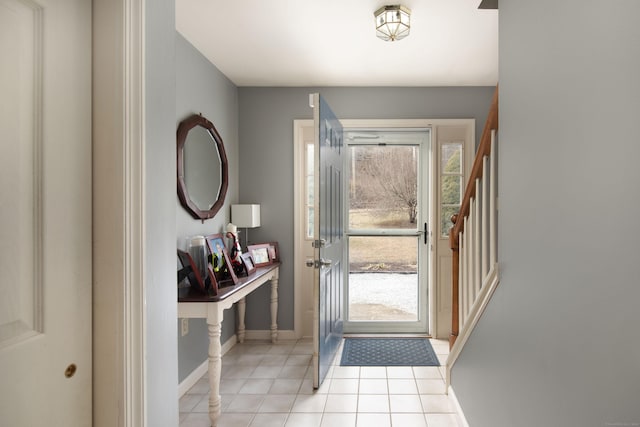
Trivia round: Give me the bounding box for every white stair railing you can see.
[447,86,500,378]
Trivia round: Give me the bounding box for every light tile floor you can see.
[179,338,461,427]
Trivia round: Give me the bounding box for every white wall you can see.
[451,2,640,426]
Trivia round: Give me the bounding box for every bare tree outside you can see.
[350,145,418,226]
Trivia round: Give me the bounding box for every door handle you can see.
[319,259,332,267]
[305,258,315,268]
[424,222,428,245]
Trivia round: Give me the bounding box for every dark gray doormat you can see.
[340,337,440,366]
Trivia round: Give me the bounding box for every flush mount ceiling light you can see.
[374,5,411,42]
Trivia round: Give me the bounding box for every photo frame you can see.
[265,242,280,262]
[177,249,205,292]
[205,233,239,286]
[240,252,256,275]
[247,243,272,268]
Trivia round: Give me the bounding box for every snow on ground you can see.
[348,273,418,315]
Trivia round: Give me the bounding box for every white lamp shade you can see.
[231,204,261,228]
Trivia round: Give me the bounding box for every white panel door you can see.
[0,0,92,425]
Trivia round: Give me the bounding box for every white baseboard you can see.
[178,359,208,398]
[448,386,470,427]
[178,334,238,397]
[242,329,296,341]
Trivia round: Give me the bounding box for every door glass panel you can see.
[349,145,418,230]
[348,236,418,321]
[305,143,314,239]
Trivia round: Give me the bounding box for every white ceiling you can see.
[176,0,498,87]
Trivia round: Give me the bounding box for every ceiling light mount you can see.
[374,5,411,42]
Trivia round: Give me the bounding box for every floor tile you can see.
[237,354,265,365]
[359,366,387,379]
[180,394,203,413]
[216,413,254,427]
[260,355,289,366]
[270,379,303,394]
[181,412,213,427]
[357,394,389,413]
[239,379,274,394]
[259,395,297,413]
[356,413,391,427]
[320,412,356,427]
[251,366,283,379]
[192,395,210,413]
[358,378,388,394]
[291,394,328,413]
[390,413,428,427]
[220,379,247,394]
[286,354,312,365]
[279,365,309,379]
[386,366,414,378]
[324,394,358,412]
[331,366,360,379]
[387,378,418,394]
[249,413,288,427]
[226,394,264,413]
[420,394,456,413]
[223,365,256,379]
[328,378,359,394]
[284,413,323,427]
[389,394,423,413]
[413,366,443,379]
[425,413,463,427]
[416,379,446,394]
[187,378,210,394]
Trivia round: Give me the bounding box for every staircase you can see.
[447,86,499,373]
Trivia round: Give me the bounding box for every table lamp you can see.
[231,204,261,249]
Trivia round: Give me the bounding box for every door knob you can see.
[305,259,315,267]
[319,259,332,267]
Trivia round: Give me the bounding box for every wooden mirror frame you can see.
[177,114,229,221]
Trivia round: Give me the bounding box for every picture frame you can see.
[265,241,280,262]
[205,233,239,286]
[247,243,272,268]
[177,249,205,292]
[240,252,256,275]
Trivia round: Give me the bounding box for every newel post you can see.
[449,214,460,349]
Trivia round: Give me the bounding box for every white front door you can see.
[0,0,92,424]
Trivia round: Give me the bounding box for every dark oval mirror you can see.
[177,114,229,220]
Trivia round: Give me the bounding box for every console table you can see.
[178,263,280,427]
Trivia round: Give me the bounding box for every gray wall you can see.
[451,2,640,426]
[237,87,495,330]
[175,33,241,382]
[145,1,178,425]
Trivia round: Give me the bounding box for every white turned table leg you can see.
[237,297,246,343]
[207,310,223,427]
[270,271,279,343]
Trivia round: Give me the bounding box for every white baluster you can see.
[481,155,489,280]
[490,130,497,267]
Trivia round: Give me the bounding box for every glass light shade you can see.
[374,5,411,42]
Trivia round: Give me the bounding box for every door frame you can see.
[294,119,474,339]
[93,0,146,425]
